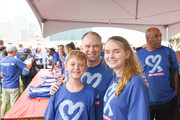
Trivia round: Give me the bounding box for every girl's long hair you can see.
[105,36,142,98]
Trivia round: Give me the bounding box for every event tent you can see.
[26,0,180,40]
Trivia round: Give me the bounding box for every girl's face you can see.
[65,56,87,80]
[65,47,71,55]
[104,40,129,72]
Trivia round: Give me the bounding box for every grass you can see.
[0,80,45,120]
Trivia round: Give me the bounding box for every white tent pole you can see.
[42,22,46,69]
[165,26,168,41]
[165,25,169,46]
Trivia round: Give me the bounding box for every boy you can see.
[44,50,96,120]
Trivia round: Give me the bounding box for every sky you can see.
[0,0,148,47]
[92,27,146,47]
[0,0,38,23]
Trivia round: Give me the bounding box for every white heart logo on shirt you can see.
[104,83,117,116]
[82,72,102,88]
[145,54,162,73]
[59,100,84,120]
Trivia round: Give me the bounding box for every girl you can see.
[103,36,150,120]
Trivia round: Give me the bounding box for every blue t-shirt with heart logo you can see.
[81,60,113,120]
[103,75,150,120]
[44,84,96,120]
[136,46,179,105]
[0,56,26,88]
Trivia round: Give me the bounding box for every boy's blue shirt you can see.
[44,84,96,120]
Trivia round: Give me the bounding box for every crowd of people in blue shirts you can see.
[0,27,180,120]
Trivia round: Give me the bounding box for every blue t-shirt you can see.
[136,46,179,105]
[62,56,67,76]
[53,52,59,63]
[103,75,150,120]
[33,52,43,63]
[81,60,113,120]
[44,84,96,120]
[47,52,59,66]
[100,51,104,60]
[0,56,26,88]
[58,53,66,66]
[0,51,2,61]
[16,51,23,58]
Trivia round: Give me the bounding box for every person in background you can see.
[136,27,179,120]
[0,45,33,120]
[33,47,43,69]
[0,43,6,89]
[19,48,38,91]
[16,44,23,58]
[0,46,6,61]
[0,40,5,60]
[136,46,143,51]
[59,42,76,80]
[44,50,96,120]
[57,45,66,67]
[46,48,59,69]
[0,50,7,93]
[64,42,76,54]
[0,40,4,46]
[103,36,150,120]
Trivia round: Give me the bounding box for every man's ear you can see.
[80,45,83,51]
[101,44,103,50]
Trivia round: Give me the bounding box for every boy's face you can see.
[65,56,87,80]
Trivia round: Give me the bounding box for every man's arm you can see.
[59,54,63,63]
[174,70,179,96]
[24,58,34,69]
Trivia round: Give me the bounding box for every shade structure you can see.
[27,0,180,40]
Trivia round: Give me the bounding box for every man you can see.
[0,46,6,61]
[20,48,38,91]
[51,31,114,120]
[0,45,33,120]
[57,45,66,67]
[136,27,179,120]
[0,40,5,60]
[16,44,23,58]
[33,47,43,69]
[46,48,59,69]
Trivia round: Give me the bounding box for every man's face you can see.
[147,28,162,50]
[48,50,54,56]
[81,34,102,64]
[58,46,65,54]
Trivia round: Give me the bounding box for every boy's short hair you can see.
[65,50,87,66]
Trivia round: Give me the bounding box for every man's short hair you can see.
[49,48,55,53]
[81,31,102,43]
[58,45,64,48]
